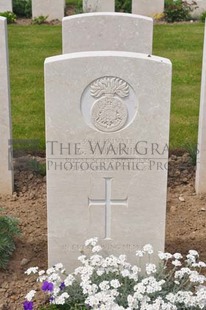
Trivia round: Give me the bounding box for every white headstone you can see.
[0,17,13,195]
[196,22,206,194]
[32,0,65,21]
[0,0,12,12]
[83,0,115,12]
[132,0,164,17]
[62,13,153,54]
[45,51,172,271]
[188,0,206,18]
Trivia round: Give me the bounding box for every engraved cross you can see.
[88,177,128,240]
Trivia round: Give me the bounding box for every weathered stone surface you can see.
[0,17,13,195]
[83,0,115,12]
[45,51,171,271]
[0,0,12,12]
[63,13,153,54]
[132,0,164,17]
[32,0,65,21]
[196,22,206,194]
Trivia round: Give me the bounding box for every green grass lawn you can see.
[153,23,204,150]
[66,0,80,5]
[8,22,205,151]
[9,25,62,150]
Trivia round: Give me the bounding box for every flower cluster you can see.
[23,238,206,309]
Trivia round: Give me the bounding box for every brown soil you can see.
[15,18,62,26]
[15,18,32,26]
[0,153,206,309]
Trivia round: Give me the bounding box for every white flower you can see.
[173,253,183,260]
[127,294,136,307]
[175,267,191,279]
[96,268,105,276]
[53,292,69,305]
[187,254,197,264]
[132,265,141,275]
[38,270,45,276]
[119,255,126,262]
[78,255,87,264]
[92,245,102,253]
[146,263,157,275]
[48,272,61,282]
[143,244,153,254]
[99,281,110,291]
[64,274,75,286]
[132,265,140,272]
[189,271,205,284]
[121,269,130,277]
[199,261,206,268]
[90,254,103,267]
[110,279,121,289]
[37,275,47,283]
[141,277,164,294]
[189,250,199,257]
[134,282,146,294]
[136,250,144,257]
[85,294,100,307]
[193,261,206,268]
[186,251,199,265]
[85,237,98,247]
[196,287,206,309]
[23,240,206,310]
[46,267,56,275]
[25,267,39,275]
[53,287,61,297]
[158,251,172,260]
[54,263,64,270]
[25,290,36,301]
[166,292,176,303]
[172,260,182,267]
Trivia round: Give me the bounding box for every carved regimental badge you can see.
[90,77,129,132]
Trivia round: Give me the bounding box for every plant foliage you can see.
[24,238,206,310]
[183,142,198,165]
[0,11,16,23]
[13,0,32,18]
[164,0,197,22]
[32,15,48,25]
[115,0,131,13]
[0,212,20,269]
[200,11,206,22]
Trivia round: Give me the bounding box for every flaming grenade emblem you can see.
[90,77,129,132]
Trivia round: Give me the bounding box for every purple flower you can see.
[23,301,33,310]
[59,282,65,290]
[42,281,54,292]
[49,296,54,302]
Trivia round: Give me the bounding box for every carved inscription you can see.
[90,77,129,132]
[81,76,138,132]
[89,177,128,239]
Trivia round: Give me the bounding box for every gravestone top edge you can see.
[45,51,171,66]
[62,12,153,22]
[0,16,6,23]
